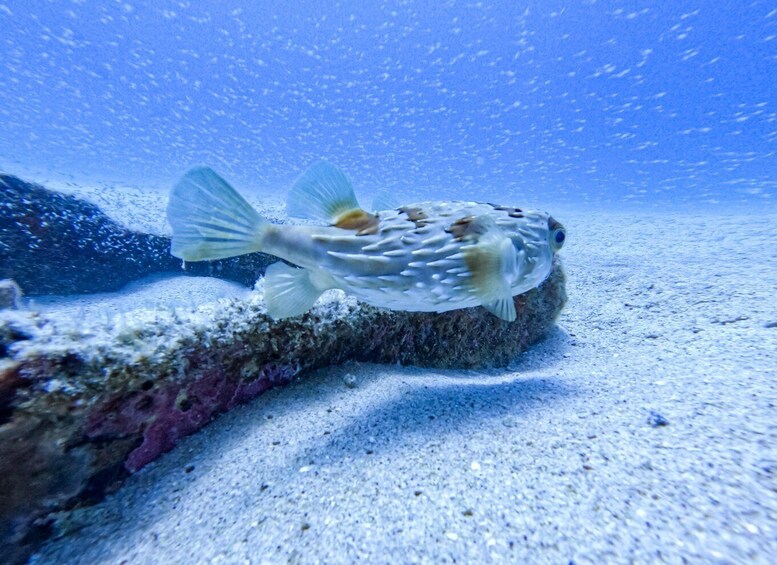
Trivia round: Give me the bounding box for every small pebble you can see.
[647,410,670,427]
[637,460,654,471]
[502,416,518,428]
[342,372,357,388]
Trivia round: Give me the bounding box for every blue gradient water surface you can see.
[1,1,775,210]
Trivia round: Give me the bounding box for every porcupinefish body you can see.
[166,162,565,321]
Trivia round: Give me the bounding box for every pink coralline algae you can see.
[86,363,298,472]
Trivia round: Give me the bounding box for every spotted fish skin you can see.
[167,162,565,321]
[276,201,556,313]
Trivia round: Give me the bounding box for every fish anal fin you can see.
[264,262,329,319]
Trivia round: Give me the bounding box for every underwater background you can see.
[2,2,777,564]
[1,0,775,212]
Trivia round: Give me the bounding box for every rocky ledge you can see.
[0,258,565,563]
[0,174,278,294]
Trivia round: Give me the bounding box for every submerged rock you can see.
[0,174,278,295]
[0,280,22,310]
[0,242,565,562]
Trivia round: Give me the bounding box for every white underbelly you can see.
[355,286,484,313]
[325,262,482,313]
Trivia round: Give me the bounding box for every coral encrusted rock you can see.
[0,174,278,295]
[0,261,565,561]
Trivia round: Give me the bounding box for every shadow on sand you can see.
[32,326,576,562]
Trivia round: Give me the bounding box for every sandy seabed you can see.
[29,210,777,564]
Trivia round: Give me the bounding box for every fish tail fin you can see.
[264,262,326,319]
[167,167,269,261]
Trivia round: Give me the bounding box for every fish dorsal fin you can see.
[287,161,378,235]
[372,190,402,212]
[287,161,359,222]
[461,215,517,322]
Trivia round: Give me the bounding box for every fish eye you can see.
[551,227,566,249]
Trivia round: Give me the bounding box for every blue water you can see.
[1,1,775,210]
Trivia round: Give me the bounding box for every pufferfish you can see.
[166,161,565,321]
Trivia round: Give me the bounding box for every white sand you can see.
[28,273,251,327]
[30,210,777,563]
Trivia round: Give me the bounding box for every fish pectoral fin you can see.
[482,296,517,322]
[287,161,378,234]
[264,261,327,319]
[167,167,269,262]
[462,216,518,322]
